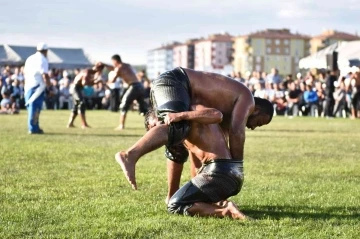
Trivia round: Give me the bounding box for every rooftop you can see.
[238,28,310,40]
[313,29,360,41]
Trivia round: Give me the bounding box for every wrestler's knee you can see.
[165,144,189,164]
[167,198,189,215]
[167,121,191,146]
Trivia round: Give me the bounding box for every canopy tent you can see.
[0,44,94,69]
[299,41,360,72]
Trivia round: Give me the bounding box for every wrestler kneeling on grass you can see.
[141,105,247,219]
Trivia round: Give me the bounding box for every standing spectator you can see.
[143,79,151,107]
[303,84,318,117]
[286,81,302,116]
[324,70,337,117]
[266,68,282,85]
[333,81,346,117]
[59,78,72,109]
[24,43,50,134]
[315,81,326,117]
[351,71,360,119]
[107,70,121,112]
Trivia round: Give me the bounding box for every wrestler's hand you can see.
[164,113,182,125]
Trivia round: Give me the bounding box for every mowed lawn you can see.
[1,111,359,238]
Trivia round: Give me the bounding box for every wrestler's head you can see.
[111,54,122,67]
[144,109,162,131]
[246,97,274,130]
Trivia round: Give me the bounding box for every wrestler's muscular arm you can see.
[229,93,255,160]
[164,105,223,125]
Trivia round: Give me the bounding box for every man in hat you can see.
[24,43,50,134]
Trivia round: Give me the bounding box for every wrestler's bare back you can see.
[117,63,139,85]
[185,68,254,120]
[184,121,231,164]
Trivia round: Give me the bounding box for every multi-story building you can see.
[233,28,310,76]
[172,39,197,69]
[194,33,233,71]
[146,42,180,79]
[310,29,360,55]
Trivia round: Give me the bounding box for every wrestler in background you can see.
[101,55,147,130]
[67,63,104,128]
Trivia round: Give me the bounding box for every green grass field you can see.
[1,111,359,238]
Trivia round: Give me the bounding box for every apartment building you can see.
[310,29,360,55]
[194,33,233,71]
[233,28,310,76]
[146,42,180,80]
[172,39,197,69]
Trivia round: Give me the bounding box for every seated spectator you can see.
[249,71,260,86]
[273,83,286,115]
[333,81,347,117]
[303,84,318,117]
[1,78,13,96]
[265,83,275,103]
[315,81,326,117]
[93,81,106,109]
[0,92,18,114]
[45,79,59,110]
[266,68,282,85]
[286,81,302,116]
[283,74,293,90]
[12,67,25,82]
[254,82,266,99]
[59,78,72,109]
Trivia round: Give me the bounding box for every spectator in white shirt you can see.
[107,70,121,112]
[24,43,50,134]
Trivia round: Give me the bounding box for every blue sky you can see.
[1,0,359,64]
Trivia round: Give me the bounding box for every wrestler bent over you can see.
[137,105,246,219]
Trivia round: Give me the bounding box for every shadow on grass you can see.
[45,132,143,137]
[244,205,360,220]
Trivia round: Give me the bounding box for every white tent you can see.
[0,44,94,68]
[299,41,360,71]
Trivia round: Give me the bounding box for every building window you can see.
[284,40,289,45]
[266,39,272,45]
[295,57,300,63]
[275,39,280,45]
[256,56,261,63]
[218,59,222,64]
[255,64,261,71]
[266,47,271,54]
[284,48,289,54]
[295,49,299,56]
[276,48,280,54]
[284,57,288,62]
[266,56,270,62]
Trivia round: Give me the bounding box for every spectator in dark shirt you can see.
[315,81,326,117]
[324,70,337,117]
[286,81,302,116]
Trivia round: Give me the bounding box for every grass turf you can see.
[0,111,359,238]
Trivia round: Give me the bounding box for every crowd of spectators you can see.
[229,68,360,119]
[0,66,151,114]
[1,64,359,119]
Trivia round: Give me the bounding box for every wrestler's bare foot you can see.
[67,123,75,128]
[115,151,137,190]
[114,125,124,131]
[226,201,247,220]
